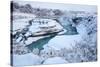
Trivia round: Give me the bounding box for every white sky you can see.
[13,0,97,13]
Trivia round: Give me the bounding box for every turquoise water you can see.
[63,25,78,35]
[26,33,57,51]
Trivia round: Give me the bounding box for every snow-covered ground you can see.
[13,53,42,66]
[12,20,29,31]
[43,57,68,64]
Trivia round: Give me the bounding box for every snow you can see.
[13,12,36,18]
[25,37,35,45]
[28,19,63,34]
[16,36,22,43]
[25,37,43,45]
[38,19,56,27]
[44,35,82,50]
[12,12,36,31]
[76,22,87,36]
[13,20,29,31]
[13,53,42,66]
[13,12,36,20]
[29,24,41,33]
[58,29,67,35]
[43,57,68,64]
[24,31,31,37]
[54,21,63,30]
[25,36,50,45]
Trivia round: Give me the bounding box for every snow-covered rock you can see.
[24,31,32,37]
[28,24,41,33]
[13,53,42,66]
[25,37,35,45]
[16,36,23,43]
[28,18,63,36]
[43,57,68,64]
